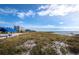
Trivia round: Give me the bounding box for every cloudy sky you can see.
[0,4,79,31]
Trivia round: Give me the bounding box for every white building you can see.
[14,26,26,32]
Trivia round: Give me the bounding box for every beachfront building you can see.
[14,26,26,32]
[0,27,16,33]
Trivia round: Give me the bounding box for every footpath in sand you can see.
[0,33,24,39]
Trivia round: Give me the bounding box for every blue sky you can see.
[0,4,79,31]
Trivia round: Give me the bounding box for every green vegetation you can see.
[0,32,79,55]
[65,36,79,54]
[30,45,57,55]
[60,47,68,55]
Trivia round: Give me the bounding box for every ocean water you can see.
[53,31,79,36]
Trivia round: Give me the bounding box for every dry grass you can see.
[0,32,79,55]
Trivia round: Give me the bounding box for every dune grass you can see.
[0,32,79,55]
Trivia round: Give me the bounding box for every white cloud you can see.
[0,21,10,24]
[59,27,79,31]
[24,24,79,31]
[14,21,24,26]
[0,21,24,27]
[59,22,64,25]
[17,10,35,19]
[26,24,55,28]
[38,5,49,10]
[25,10,35,16]
[17,12,25,19]
[0,8,18,14]
[0,21,6,24]
[0,8,35,19]
[37,4,79,16]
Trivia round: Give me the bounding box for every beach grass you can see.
[0,32,79,55]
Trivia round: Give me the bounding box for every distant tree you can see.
[25,29,36,32]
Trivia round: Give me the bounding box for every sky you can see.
[0,4,79,31]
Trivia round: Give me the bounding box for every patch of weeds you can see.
[60,47,68,55]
